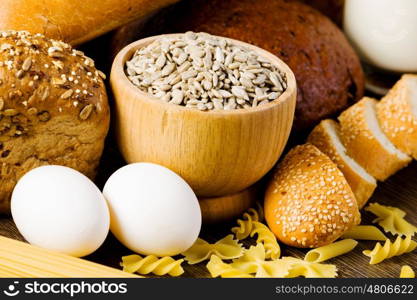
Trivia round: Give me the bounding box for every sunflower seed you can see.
[22,57,32,71]
[181,69,197,81]
[79,104,94,120]
[60,89,73,99]
[240,76,253,88]
[177,61,191,73]
[155,54,167,69]
[197,103,207,110]
[4,109,18,116]
[215,47,224,63]
[269,71,282,88]
[125,32,287,111]
[161,63,175,76]
[170,90,184,105]
[231,86,249,100]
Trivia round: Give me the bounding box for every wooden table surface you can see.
[1,136,417,278]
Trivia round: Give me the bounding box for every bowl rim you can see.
[111,33,297,116]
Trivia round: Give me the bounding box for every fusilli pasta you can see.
[400,265,415,278]
[363,236,417,264]
[181,235,244,264]
[231,204,264,240]
[365,203,417,236]
[250,221,281,259]
[121,254,184,276]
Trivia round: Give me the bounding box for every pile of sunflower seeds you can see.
[125,32,287,111]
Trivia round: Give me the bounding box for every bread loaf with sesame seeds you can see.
[0,30,109,213]
[338,97,411,181]
[308,119,376,208]
[264,143,360,248]
[377,74,417,160]
[0,0,180,46]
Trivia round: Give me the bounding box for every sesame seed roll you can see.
[264,144,360,248]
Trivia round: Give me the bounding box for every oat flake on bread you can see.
[0,30,109,213]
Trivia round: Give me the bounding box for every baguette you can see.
[0,0,179,45]
[264,144,360,248]
[377,74,417,159]
[308,119,376,208]
[338,97,411,181]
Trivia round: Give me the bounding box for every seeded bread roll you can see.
[338,97,411,181]
[0,31,110,213]
[308,119,376,208]
[0,0,179,45]
[264,144,360,248]
[377,74,417,159]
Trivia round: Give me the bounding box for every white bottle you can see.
[344,0,417,73]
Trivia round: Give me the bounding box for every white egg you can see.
[11,165,110,257]
[103,163,201,256]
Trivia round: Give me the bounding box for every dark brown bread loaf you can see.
[295,0,345,26]
[0,31,110,213]
[164,0,364,130]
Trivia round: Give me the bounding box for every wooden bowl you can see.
[199,184,259,224]
[110,34,296,197]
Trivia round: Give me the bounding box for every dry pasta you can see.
[206,255,253,278]
[400,265,415,278]
[230,244,291,278]
[281,257,338,278]
[304,239,358,263]
[363,236,417,264]
[250,221,281,259]
[121,254,184,277]
[0,236,138,278]
[207,243,337,278]
[341,225,387,241]
[231,204,264,240]
[365,203,417,236]
[181,235,244,264]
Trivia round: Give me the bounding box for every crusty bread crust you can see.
[0,0,179,45]
[308,119,376,208]
[0,31,109,213]
[265,144,360,248]
[377,74,417,160]
[338,97,411,181]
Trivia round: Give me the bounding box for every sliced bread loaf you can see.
[338,97,411,181]
[308,119,376,208]
[377,74,417,159]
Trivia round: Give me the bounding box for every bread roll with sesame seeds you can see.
[0,30,109,213]
[308,119,376,208]
[264,144,360,248]
[338,97,411,181]
[377,74,417,160]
